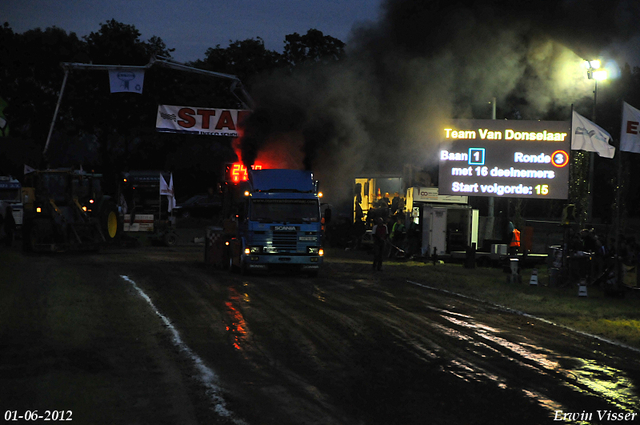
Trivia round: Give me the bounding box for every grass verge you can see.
[325,247,640,350]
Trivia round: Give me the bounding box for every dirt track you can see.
[1,241,639,425]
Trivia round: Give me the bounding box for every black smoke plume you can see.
[240,0,640,201]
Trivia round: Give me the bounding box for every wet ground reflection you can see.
[565,358,638,411]
[224,285,251,351]
[312,285,326,303]
[431,307,639,418]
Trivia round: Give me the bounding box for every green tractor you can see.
[22,169,122,252]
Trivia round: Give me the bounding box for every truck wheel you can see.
[229,256,237,273]
[240,260,251,276]
[222,245,230,270]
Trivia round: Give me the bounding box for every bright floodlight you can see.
[584,60,601,69]
[593,69,608,81]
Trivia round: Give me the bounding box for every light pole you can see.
[584,60,608,223]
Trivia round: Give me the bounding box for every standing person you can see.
[406,216,421,259]
[509,224,521,256]
[372,217,388,271]
[391,193,400,215]
[389,215,406,258]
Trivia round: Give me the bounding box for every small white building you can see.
[405,187,478,256]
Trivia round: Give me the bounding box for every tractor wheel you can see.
[99,198,121,242]
[25,221,42,252]
[22,221,32,252]
[163,231,178,247]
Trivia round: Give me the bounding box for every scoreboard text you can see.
[438,119,570,200]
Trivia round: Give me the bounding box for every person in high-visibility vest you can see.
[509,227,521,256]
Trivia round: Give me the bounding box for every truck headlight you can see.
[308,247,323,255]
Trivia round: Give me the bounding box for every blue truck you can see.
[226,169,324,275]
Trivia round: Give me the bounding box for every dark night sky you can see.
[2,0,383,62]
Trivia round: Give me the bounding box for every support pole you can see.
[486,97,496,239]
[488,97,496,220]
[614,101,624,291]
[587,80,598,224]
[43,67,70,155]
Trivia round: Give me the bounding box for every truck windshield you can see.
[250,199,319,223]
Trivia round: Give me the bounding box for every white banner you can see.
[412,187,468,204]
[109,70,144,94]
[620,101,640,153]
[156,105,251,137]
[571,110,615,158]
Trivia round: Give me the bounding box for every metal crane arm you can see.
[44,56,254,155]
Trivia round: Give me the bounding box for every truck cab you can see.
[228,169,324,275]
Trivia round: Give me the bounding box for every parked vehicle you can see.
[0,176,23,228]
[174,194,222,219]
[22,169,122,252]
[118,171,178,246]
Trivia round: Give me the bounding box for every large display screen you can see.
[438,119,570,199]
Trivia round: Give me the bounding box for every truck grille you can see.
[273,231,297,251]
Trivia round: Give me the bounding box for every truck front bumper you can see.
[244,254,323,270]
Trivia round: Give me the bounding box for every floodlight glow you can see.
[584,60,601,69]
[593,69,608,81]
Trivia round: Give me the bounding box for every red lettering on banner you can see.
[215,110,236,130]
[627,121,639,135]
[197,109,217,129]
[178,108,196,128]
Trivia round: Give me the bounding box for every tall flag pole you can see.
[616,101,640,288]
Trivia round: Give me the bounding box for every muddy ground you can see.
[1,236,639,425]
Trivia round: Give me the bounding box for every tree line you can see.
[0,20,345,195]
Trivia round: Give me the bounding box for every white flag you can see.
[109,70,144,94]
[620,101,640,153]
[24,164,35,175]
[571,110,615,158]
[159,173,176,212]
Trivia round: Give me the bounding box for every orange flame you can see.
[235,131,305,170]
